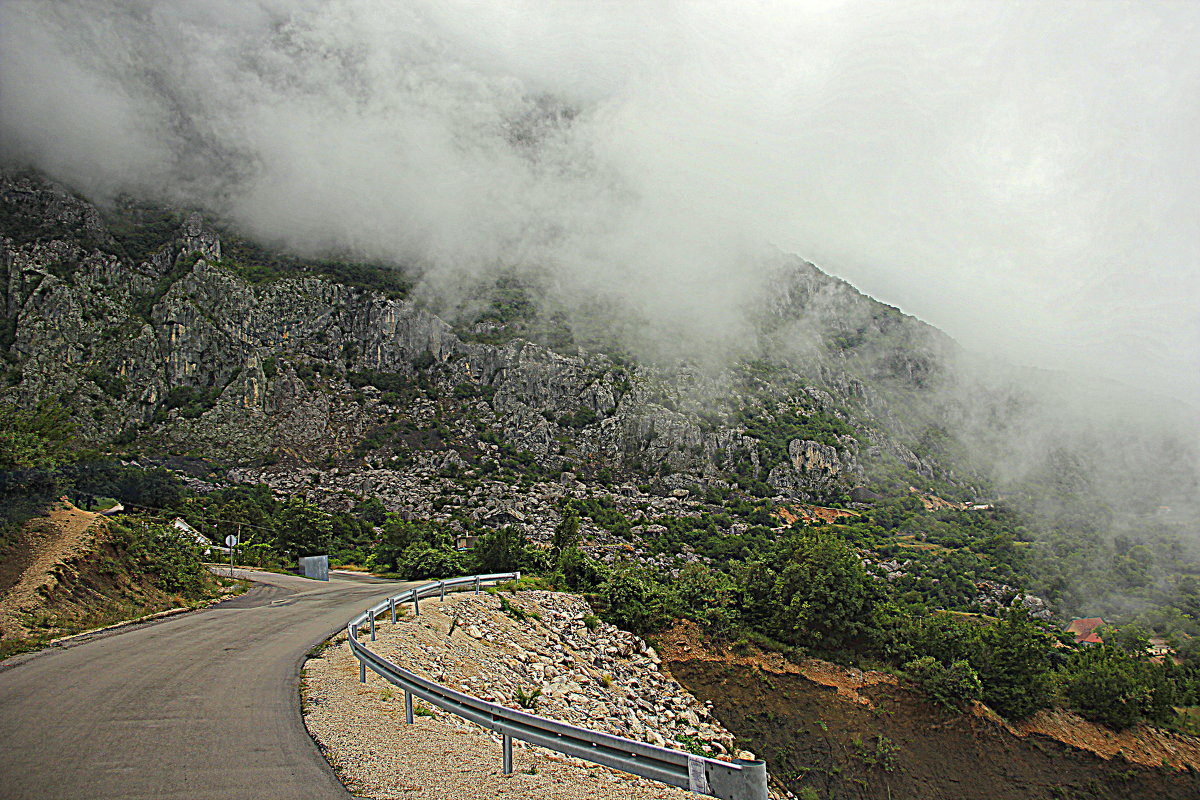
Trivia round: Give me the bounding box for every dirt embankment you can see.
[0,501,199,654]
[0,501,107,640]
[656,620,1200,800]
[775,505,862,526]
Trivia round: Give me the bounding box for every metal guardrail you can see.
[346,572,769,800]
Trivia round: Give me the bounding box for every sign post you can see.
[225,533,238,577]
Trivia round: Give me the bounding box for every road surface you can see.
[0,569,411,799]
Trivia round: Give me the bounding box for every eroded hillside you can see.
[658,621,1200,800]
[0,500,224,656]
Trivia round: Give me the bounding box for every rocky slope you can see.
[1,171,974,509]
[303,588,773,799]
[366,589,738,755]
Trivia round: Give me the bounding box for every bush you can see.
[904,656,982,708]
[109,518,213,598]
[556,546,609,590]
[373,518,451,572]
[394,542,463,580]
[888,613,983,667]
[598,569,673,635]
[759,530,883,653]
[675,563,741,639]
[551,509,581,557]
[974,607,1057,720]
[0,400,76,469]
[472,526,544,574]
[1061,646,1177,729]
[274,497,333,560]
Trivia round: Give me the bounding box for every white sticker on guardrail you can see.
[687,755,710,794]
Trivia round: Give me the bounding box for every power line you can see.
[97,502,287,536]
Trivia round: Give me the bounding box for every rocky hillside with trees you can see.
[0,172,976,503]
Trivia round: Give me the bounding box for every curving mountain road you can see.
[0,569,411,800]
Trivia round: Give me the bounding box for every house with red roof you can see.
[1066,617,1105,645]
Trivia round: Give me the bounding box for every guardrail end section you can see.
[705,758,768,800]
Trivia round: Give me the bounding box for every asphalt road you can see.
[0,569,412,800]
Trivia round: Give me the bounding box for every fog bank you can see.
[2,0,1197,406]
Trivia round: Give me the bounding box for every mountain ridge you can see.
[1,170,970,504]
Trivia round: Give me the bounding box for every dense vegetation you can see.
[0,402,220,657]
[549,524,1200,730]
[212,228,414,298]
[7,390,1199,735]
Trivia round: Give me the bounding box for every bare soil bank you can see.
[0,502,220,657]
[659,623,1200,800]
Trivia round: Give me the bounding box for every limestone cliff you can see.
[0,172,976,504]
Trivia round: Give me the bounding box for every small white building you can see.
[172,518,222,555]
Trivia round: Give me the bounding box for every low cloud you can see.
[1,0,1197,408]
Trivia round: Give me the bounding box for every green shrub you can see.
[1061,646,1177,729]
[751,530,883,654]
[108,518,213,598]
[556,546,609,590]
[472,526,543,574]
[0,400,76,469]
[514,686,542,709]
[394,542,463,580]
[156,385,221,421]
[497,593,528,622]
[557,407,598,429]
[598,569,673,634]
[974,607,1057,720]
[904,656,982,708]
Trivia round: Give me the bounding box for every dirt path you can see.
[0,501,103,639]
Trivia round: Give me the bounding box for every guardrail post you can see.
[370,611,376,641]
[405,691,414,724]
[390,598,396,623]
[359,660,365,683]
[414,592,420,616]
[474,575,480,594]
[502,734,513,775]
[439,580,445,600]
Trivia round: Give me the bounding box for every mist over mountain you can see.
[3,0,1198,407]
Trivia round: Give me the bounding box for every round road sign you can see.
[225,534,238,547]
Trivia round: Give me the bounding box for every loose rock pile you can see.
[370,589,740,757]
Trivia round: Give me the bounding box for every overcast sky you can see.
[2,0,1197,406]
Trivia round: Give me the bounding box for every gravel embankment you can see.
[301,589,738,799]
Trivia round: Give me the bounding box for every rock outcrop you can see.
[1,171,977,503]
